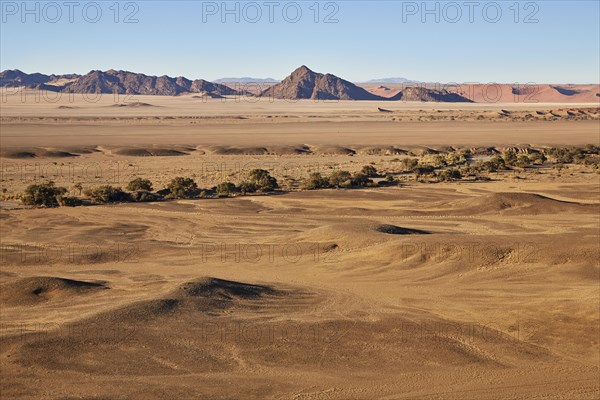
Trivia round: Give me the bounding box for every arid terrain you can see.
[1,93,599,399]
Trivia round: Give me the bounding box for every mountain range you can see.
[3,67,595,102]
[1,67,470,101]
[0,69,237,97]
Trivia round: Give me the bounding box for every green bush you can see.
[428,155,447,168]
[360,165,378,177]
[503,149,518,166]
[238,181,258,194]
[413,165,435,176]
[328,170,352,188]
[84,186,131,204]
[130,190,161,202]
[515,154,531,168]
[491,155,507,169]
[529,152,547,165]
[127,178,153,192]
[167,177,199,199]
[21,182,67,207]
[302,172,330,190]
[248,169,278,192]
[351,173,373,187]
[445,152,467,166]
[437,169,462,181]
[57,196,83,207]
[402,158,419,171]
[216,182,238,197]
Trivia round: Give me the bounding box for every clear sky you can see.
[1,1,598,83]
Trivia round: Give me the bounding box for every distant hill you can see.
[365,77,418,84]
[214,77,279,84]
[260,66,383,100]
[0,69,52,87]
[0,69,238,97]
[389,86,472,102]
[56,70,238,96]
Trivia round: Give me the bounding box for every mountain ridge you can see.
[3,68,597,102]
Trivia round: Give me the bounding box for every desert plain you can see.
[0,91,599,399]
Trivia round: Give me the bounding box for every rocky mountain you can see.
[61,70,238,96]
[0,69,52,87]
[389,86,472,102]
[260,66,383,100]
[261,66,473,102]
[0,69,238,96]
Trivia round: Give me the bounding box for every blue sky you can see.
[1,1,598,83]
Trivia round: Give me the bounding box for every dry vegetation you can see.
[1,98,599,399]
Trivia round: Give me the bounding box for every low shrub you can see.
[216,182,238,197]
[360,165,378,177]
[402,158,419,171]
[238,181,258,194]
[57,196,83,207]
[437,169,462,181]
[248,169,278,192]
[413,165,435,176]
[515,154,531,168]
[130,190,161,202]
[127,178,153,192]
[21,182,68,207]
[351,173,373,187]
[84,186,131,204]
[302,172,330,190]
[328,170,352,188]
[167,177,199,199]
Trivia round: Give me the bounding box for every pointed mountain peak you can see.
[291,65,316,76]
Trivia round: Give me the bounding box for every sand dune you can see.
[361,83,600,103]
[375,224,431,235]
[0,98,598,399]
[0,277,108,306]
[452,192,596,215]
[112,147,189,157]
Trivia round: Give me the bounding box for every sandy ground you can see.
[0,96,599,399]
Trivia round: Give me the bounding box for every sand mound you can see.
[356,146,407,155]
[0,148,80,158]
[311,145,356,155]
[0,277,108,306]
[0,146,102,158]
[35,150,79,158]
[0,150,36,158]
[110,102,156,108]
[375,225,431,235]
[176,277,278,299]
[112,147,188,157]
[455,192,592,215]
[266,145,312,155]
[207,146,269,155]
[192,93,224,99]
[461,146,500,155]
[55,146,99,154]
[406,146,439,156]
[107,277,281,322]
